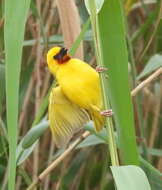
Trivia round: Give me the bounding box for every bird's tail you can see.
[89,105,105,132]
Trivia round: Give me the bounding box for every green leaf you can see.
[149,174,162,190]
[148,148,162,157]
[77,134,105,148]
[98,0,139,165]
[138,54,162,79]
[23,35,63,46]
[16,141,38,166]
[4,0,31,189]
[85,0,104,14]
[140,157,162,178]
[85,122,108,142]
[22,120,49,149]
[111,166,151,190]
[23,30,92,47]
[16,119,49,165]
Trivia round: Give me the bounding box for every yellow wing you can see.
[49,86,90,148]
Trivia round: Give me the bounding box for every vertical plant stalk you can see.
[33,0,42,181]
[88,0,119,166]
[43,142,55,190]
[19,77,34,129]
[149,77,162,148]
[56,0,83,59]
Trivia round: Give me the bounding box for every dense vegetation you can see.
[0,0,162,189]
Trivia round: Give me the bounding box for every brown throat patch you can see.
[58,55,71,64]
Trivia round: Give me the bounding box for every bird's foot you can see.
[95,66,107,73]
[100,109,113,117]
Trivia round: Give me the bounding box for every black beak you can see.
[53,47,68,61]
[60,47,68,56]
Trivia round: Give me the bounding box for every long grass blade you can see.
[98,0,139,165]
[4,0,31,189]
[87,0,119,166]
[111,165,151,190]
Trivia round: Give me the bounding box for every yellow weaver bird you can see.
[47,46,112,147]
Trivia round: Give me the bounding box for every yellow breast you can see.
[56,58,102,109]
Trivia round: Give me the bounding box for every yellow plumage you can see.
[47,46,105,147]
[49,87,90,147]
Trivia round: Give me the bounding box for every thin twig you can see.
[26,131,90,190]
[131,67,162,96]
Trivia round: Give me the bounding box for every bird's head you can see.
[47,46,71,75]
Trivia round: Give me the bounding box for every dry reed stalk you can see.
[27,14,37,39]
[41,131,52,163]
[143,88,154,133]
[155,78,162,170]
[40,0,56,99]
[143,87,155,114]
[41,72,51,99]
[18,16,38,131]
[45,0,56,35]
[42,0,51,21]
[43,142,55,190]
[33,0,42,181]
[19,77,34,129]
[56,0,83,59]
[16,175,22,190]
[148,77,162,148]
